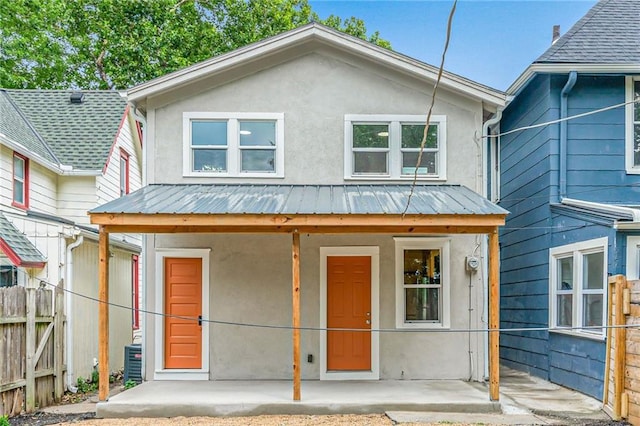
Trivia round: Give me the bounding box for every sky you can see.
[309,0,598,91]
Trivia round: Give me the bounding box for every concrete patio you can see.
[96,379,499,418]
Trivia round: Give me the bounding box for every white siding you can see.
[71,240,135,381]
[96,111,142,247]
[57,176,97,225]
[0,145,57,215]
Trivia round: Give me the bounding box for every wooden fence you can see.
[0,286,64,417]
[604,275,640,424]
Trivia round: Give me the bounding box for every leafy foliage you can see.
[0,414,9,426]
[0,0,391,90]
[124,379,137,390]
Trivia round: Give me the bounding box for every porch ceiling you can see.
[89,184,507,234]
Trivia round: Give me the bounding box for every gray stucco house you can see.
[89,23,508,401]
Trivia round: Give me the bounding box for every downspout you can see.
[481,108,502,380]
[560,71,577,201]
[129,102,147,379]
[65,235,84,391]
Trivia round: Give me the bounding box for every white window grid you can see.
[549,237,607,339]
[344,114,447,180]
[394,237,450,329]
[183,112,284,178]
[625,76,640,173]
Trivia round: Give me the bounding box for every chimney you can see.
[70,92,85,104]
[552,25,561,44]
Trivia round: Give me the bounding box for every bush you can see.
[124,379,137,390]
[0,414,9,426]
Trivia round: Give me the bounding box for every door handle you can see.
[198,315,202,326]
[365,319,371,325]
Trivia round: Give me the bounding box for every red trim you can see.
[120,149,130,195]
[12,152,29,210]
[0,238,45,269]
[136,121,143,148]
[102,104,130,175]
[132,255,140,329]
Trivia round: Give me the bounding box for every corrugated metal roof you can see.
[0,213,46,266]
[90,184,508,216]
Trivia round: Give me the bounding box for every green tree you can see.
[0,0,391,90]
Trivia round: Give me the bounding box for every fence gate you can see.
[0,286,64,417]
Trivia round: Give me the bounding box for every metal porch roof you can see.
[90,184,508,216]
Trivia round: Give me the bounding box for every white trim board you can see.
[627,236,640,280]
[319,246,380,380]
[154,248,211,380]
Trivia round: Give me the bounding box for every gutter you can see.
[65,234,84,391]
[559,71,577,201]
[561,197,640,223]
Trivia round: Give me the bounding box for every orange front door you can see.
[327,256,371,371]
[164,257,202,369]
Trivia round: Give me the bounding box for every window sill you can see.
[345,176,447,182]
[11,201,28,211]
[395,322,449,330]
[183,172,284,179]
[549,328,605,342]
[626,167,640,175]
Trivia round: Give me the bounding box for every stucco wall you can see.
[145,233,486,381]
[148,52,483,189]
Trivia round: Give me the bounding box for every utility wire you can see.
[404,0,457,215]
[34,278,639,335]
[484,97,639,139]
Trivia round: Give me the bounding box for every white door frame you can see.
[154,248,210,380]
[319,246,379,380]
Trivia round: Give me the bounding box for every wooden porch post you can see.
[98,226,110,401]
[292,231,301,401]
[489,227,500,401]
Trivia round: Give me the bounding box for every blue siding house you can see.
[495,0,640,400]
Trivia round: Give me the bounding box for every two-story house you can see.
[0,89,143,389]
[495,0,640,400]
[89,23,507,404]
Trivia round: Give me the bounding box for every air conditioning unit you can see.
[124,344,142,384]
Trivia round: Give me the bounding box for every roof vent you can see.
[552,25,561,44]
[70,92,85,104]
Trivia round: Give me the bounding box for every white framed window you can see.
[625,76,640,174]
[183,112,284,177]
[626,236,640,280]
[344,114,447,180]
[395,237,450,329]
[549,237,607,339]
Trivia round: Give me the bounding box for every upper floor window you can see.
[625,76,640,174]
[12,152,29,209]
[395,237,450,329]
[549,237,607,339]
[183,112,284,178]
[344,115,447,180]
[120,149,130,196]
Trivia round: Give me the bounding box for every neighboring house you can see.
[90,23,507,397]
[494,0,640,400]
[0,89,143,389]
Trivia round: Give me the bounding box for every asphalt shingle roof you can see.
[1,90,127,171]
[90,184,509,216]
[536,0,640,64]
[0,213,46,266]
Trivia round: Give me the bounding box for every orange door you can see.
[327,256,371,371]
[164,257,202,369]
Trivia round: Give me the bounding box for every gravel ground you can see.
[6,412,633,426]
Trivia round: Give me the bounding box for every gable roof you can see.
[507,0,640,95]
[0,89,128,172]
[127,22,504,109]
[537,0,640,64]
